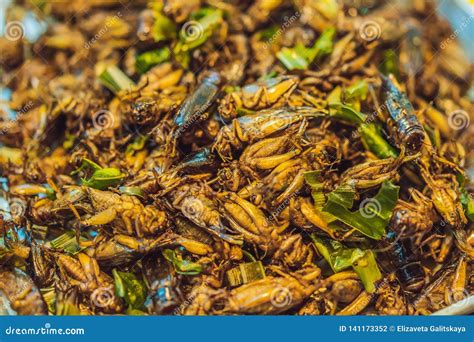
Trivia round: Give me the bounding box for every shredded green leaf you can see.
[327,85,397,159]
[226,261,265,287]
[458,174,474,222]
[311,236,382,293]
[173,7,223,67]
[311,236,353,272]
[463,192,474,221]
[327,86,342,105]
[259,26,279,42]
[82,168,125,190]
[126,308,147,315]
[125,135,148,155]
[40,287,56,315]
[73,158,125,189]
[98,66,136,93]
[304,171,337,224]
[329,102,366,125]
[344,80,368,102]
[351,249,381,293]
[119,186,144,198]
[135,47,170,74]
[359,123,398,158]
[55,294,82,316]
[163,249,202,275]
[113,269,146,310]
[424,124,442,149]
[343,79,368,110]
[310,27,336,60]
[277,27,335,70]
[380,49,399,77]
[276,46,309,70]
[314,0,339,21]
[49,231,87,255]
[323,181,399,240]
[71,158,102,175]
[63,133,76,150]
[150,3,177,42]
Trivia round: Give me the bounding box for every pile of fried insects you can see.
[0,0,473,315]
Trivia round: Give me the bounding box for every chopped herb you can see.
[380,49,399,77]
[304,171,337,224]
[359,123,398,158]
[150,3,177,42]
[125,135,148,155]
[98,65,136,93]
[327,88,397,158]
[82,167,125,190]
[173,7,223,67]
[163,249,202,275]
[277,27,335,70]
[276,46,311,70]
[311,236,382,293]
[136,47,170,74]
[72,158,103,175]
[226,261,265,287]
[49,231,87,255]
[119,186,144,198]
[329,102,366,125]
[113,269,147,310]
[323,181,399,240]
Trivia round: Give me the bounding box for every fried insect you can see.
[419,167,467,228]
[62,186,169,237]
[55,252,123,313]
[0,0,472,317]
[173,70,221,135]
[381,74,425,152]
[219,76,298,120]
[0,267,48,315]
[221,267,321,314]
[212,107,325,160]
[94,232,175,266]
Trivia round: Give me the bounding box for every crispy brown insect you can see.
[0,0,472,317]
